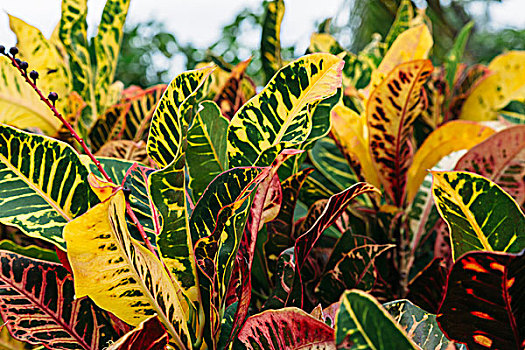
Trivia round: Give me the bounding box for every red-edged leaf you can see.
[447,64,491,120]
[455,125,525,207]
[0,250,122,349]
[106,316,168,350]
[289,182,380,307]
[315,244,395,305]
[234,307,335,349]
[437,250,524,350]
[406,257,448,314]
[367,59,433,206]
[263,247,295,310]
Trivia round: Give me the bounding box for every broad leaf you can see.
[437,250,524,350]
[228,53,344,168]
[367,59,433,206]
[235,307,335,349]
[431,171,525,260]
[384,299,460,350]
[406,258,448,314]
[383,0,414,50]
[335,290,418,349]
[107,316,168,350]
[406,120,495,203]
[0,125,100,249]
[0,250,122,349]
[147,66,214,168]
[0,240,59,263]
[64,191,192,349]
[460,51,525,121]
[316,244,394,305]
[187,101,229,201]
[261,0,285,83]
[455,125,525,207]
[214,58,253,119]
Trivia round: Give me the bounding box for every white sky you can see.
[1,0,524,74]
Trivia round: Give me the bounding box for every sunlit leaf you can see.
[261,0,285,83]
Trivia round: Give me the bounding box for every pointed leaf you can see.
[431,171,525,261]
[437,251,524,350]
[368,59,433,206]
[235,307,335,349]
[335,290,418,349]
[316,244,394,305]
[0,125,100,249]
[64,191,191,349]
[147,66,214,168]
[455,125,525,207]
[384,299,459,350]
[460,51,525,121]
[444,22,474,91]
[0,251,122,349]
[406,120,495,203]
[187,101,229,201]
[227,53,344,168]
[0,240,59,263]
[384,0,414,50]
[261,0,285,83]
[106,316,168,350]
[214,58,253,119]
[406,258,448,314]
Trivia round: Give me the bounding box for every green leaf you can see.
[444,22,474,91]
[147,66,214,168]
[431,171,525,261]
[0,250,122,350]
[0,240,59,263]
[187,101,229,201]
[335,290,418,349]
[437,250,524,350]
[384,299,460,350]
[261,0,285,83]
[0,125,100,249]
[227,53,344,168]
[384,0,414,50]
[367,59,433,206]
[455,125,525,207]
[64,191,192,349]
[235,307,335,349]
[93,0,132,109]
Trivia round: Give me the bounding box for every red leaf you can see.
[106,316,168,350]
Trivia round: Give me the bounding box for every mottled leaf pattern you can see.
[0,125,100,249]
[367,59,433,206]
[214,58,253,120]
[235,307,335,349]
[431,171,525,261]
[64,191,191,349]
[437,251,524,350]
[228,53,344,168]
[261,0,285,83]
[106,316,168,350]
[0,251,121,350]
[335,290,418,349]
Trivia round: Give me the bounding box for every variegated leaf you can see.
[383,0,414,51]
[106,316,168,350]
[261,0,285,83]
[406,121,495,203]
[367,59,433,206]
[147,66,214,168]
[187,101,229,201]
[0,240,59,263]
[335,290,418,349]
[64,191,191,349]
[213,58,253,120]
[227,53,344,168]
[455,125,525,207]
[235,308,335,349]
[0,250,122,349]
[406,258,448,314]
[431,171,525,261]
[0,125,100,249]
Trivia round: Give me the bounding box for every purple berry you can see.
[29,70,39,81]
[48,92,58,104]
[9,47,18,56]
[19,61,28,71]
[0,46,5,54]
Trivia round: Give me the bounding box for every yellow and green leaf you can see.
[64,191,192,349]
[367,59,433,206]
[228,53,344,168]
[261,0,285,83]
[335,290,418,349]
[147,66,214,168]
[460,51,525,121]
[383,0,414,51]
[406,120,495,204]
[431,171,525,261]
[0,125,100,249]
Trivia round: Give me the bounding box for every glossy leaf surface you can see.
[106,316,168,350]
[261,0,285,82]
[431,171,525,260]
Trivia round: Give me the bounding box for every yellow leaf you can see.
[330,104,380,187]
[460,51,525,121]
[406,121,495,203]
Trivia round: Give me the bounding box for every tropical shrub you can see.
[0,0,523,349]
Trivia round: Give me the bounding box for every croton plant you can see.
[0,0,523,349]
